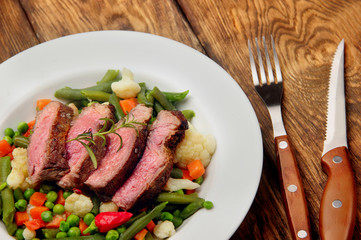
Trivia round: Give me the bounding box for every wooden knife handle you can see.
[275,135,312,240]
[320,146,356,240]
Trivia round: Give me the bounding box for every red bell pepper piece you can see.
[95,212,133,233]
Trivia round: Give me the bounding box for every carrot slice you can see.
[23,120,36,137]
[187,160,205,179]
[134,228,148,240]
[36,99,52,111]
[24,219,45,231]
[146,220,156,233]
[55,190,65,205]
[46,215,65,228]
[0,139,12,157]
[79,219,90,236]
[119,98,138,115]
[30,206,49,220]
[15,211,29,226]
[29,192,47,206]
[181,169,193,181]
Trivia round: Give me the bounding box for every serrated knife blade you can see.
[319,39,356,240]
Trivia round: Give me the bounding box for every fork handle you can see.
[275,135,312,240]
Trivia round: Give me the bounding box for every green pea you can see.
[63,191,72,199]
[53,204,65,215]
[41,210,53,222]
[59,220,70,232]
[160,212,173,221]
[15,228,24,240]
[3,136,13,145]
[67,214,80,227]
[203,201,213,209]
[4,128,15,138]
[56,231,68,238]
[17,122,29,134]
[106,229,119,240]
[46,191,58,202]
[23,188,35,200]
[68,227,81,237]
[83,213,95,226]
[14,199,27,212]
[116,225,126,234]
[45,201,54,210]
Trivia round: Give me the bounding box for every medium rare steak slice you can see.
[57,103,114,189]
[85,104,152,201]
[112,110,188,210]
[28,101,73,185]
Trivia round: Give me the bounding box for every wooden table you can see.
[1,0,360,239]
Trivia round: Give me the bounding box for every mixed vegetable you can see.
[0,68,216,240]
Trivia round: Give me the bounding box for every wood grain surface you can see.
[1,0,361,239]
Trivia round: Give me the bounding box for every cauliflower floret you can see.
[23,227,36,240]
[7,148,34,190]
[154,221,176,239]
[64,193,93,217]
[99,201,118,212]
[111,68,141,99]
[164,177,200,192]
[175,123,216,169]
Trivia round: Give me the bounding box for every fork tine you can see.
[263,36,275,84]
[271,35,283,83]
[248,39,259,86]
[255,37,267,85]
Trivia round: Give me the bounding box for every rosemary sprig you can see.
[67,115,145,169]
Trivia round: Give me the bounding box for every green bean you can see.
[14,135,29,148]
[137,83,153,107]
[180,198,205,219]
[108,93,125,121]
[80,90,111,102]
[119,202,167,240]
[145,91,154,105]
[170,168,183,179]
[85,82,114,93]
[0,182,7,191]
[13,188,24,201]
[150,87,176,111]
[156,192,203,204]
[0,156,11,183]
[0,192,2,216]
[145,232,154,240]
[97,69,120,84]
[124,211,146,227]
[2,187,15,228]
[90,195,100,215]
[172,215,183,228]
[181,109,195,121]
[45,233,106,240]
[194,176,204,185]
[5,221,17,236]
[55,87,85,101]
[153,101,164,114]
[163,90,189,102]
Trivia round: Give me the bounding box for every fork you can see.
[248,36,312,240]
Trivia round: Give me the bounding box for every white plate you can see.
[0,31,262,240]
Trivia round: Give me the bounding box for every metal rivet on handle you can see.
[287,184,298,193]
[297,230,308,239]
[332,156,343,164]
[332,200,342,208]
[279,141,288,149]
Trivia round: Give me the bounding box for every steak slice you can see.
[85,104,152,201]
[57,103,114,189]
[112,110,188,210]
[28,101,73,185]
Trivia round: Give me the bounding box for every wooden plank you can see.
[19,0,204,52]
[0,0,39,63]
[177,0,361,239]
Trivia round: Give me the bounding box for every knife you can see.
[319,39,357,240]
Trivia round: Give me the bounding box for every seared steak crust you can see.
[28,101,73,185]
[85,104,153,201]
[112,110,188,210]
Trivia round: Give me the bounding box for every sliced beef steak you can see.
[57,103,114,189]
[85,104,152,201]
[112,110,188,210]
[28,101,73,185]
